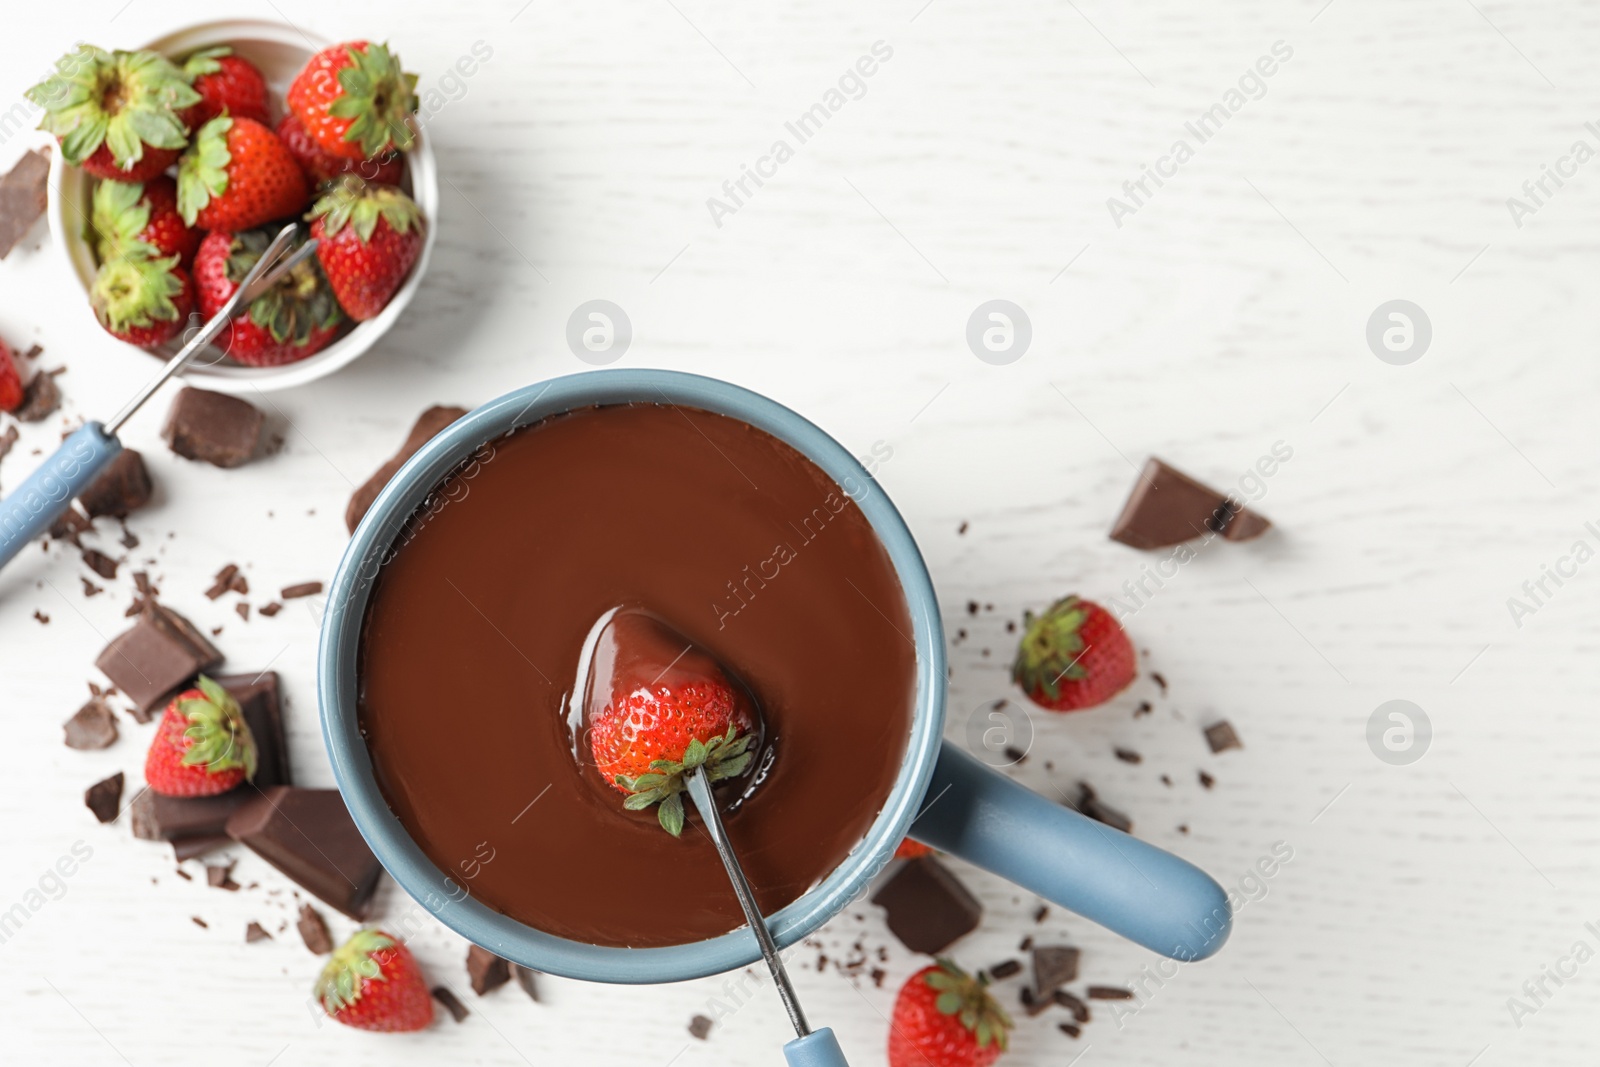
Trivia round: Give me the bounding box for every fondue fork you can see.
[684,769,851,1067]
[0,223,316,574]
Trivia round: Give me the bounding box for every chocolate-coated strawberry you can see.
[194,228,342,367]
[179,46,270,128]
[177,115,308,232]
[888,960,1012,1067]
[277,113,404,187]
[315,929,434,1032]
[308,175,424,320]
[26,46,199,181]
[1011,595,1135,712]
[91,176,201,267]
[287,41,418,161]
[144,675,257,798]
[91,255,193,349]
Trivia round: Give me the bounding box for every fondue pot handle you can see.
[910,741,1232,961]
[784,1027,850,1067]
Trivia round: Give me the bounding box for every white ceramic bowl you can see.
[46,19,438,394]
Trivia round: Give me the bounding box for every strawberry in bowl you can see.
[195,228,342,367]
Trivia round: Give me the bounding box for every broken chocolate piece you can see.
[987,959,1022,980]
[1087,985,1134,1000]
[1110,457,1270,549]
[467,944,511,995]
[95,604,223,717]
[297,904,333,954]
[173,836,231,862]
[1031,945,1080,998]
[1055,989,1090,1022]
[511,964,540,1002]
[871,856,982,955]
[78,450,152,519]
[688,1014,713,1040]
[63,698,118,749]
[235,602,249,621]
[81,548,118,580]
[206,863,240,891]
[432,986,469,1023]
[205,564,240,600]
[1075,783,1133,834]
[1113,746,1142,764]
[162,387,264,468]
[258,601,282,617]
[1019,986,1053,1017]
[1198,770,1215,790]
[15,368,61,422]
[0,424,18,465]
[280,581,322,599]
[1058,1022,1082,1038]
[246,921,273,943]
[48,505,91,545]
[85,772,124,823]
[0,149,49,258]
[225,786,382,919]
[346,405,469,532]
[1204,720,1242,753]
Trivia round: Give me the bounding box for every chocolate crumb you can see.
[1004,745,1026,764]
[1055,989,1090,1022]
[1019,986,1053,1016]
[1058,1021,1082,1038]
[688,1014,713,1040]
[81,548,118,580]
[1018,935,1033,952]
[1087,985,1134,1000]
[15,367,62,422]
[467,944,511,995]
[988,959,1022,980]
[1204,720,1242,753]
[259,602,282,616]
[957,521,968,535]
[1134,701,1152,718]
[281,581,322,599]
[1199,771,1215,790]
[1178,824,1189,834]
[85,772,123,823]
[192,917,208,929]
[1113,747,1142,764]
[966,601,979,615]
[297,904,333,954]
[206,863,240,891]
[1151,672,1168,693]
[1033,905,1048,923]
[32,610,47,625]
[64,698,118,749]
[81,577,102,597]
[246,922,272,943]
[205,564,240,600]
[1005,620,1015,633]
[175,868,193,880]
[235,602,249,621]
[1160,774,1172,786]
[0,424,17,464]
[511,964,540,1002]
[433,986,470,1023]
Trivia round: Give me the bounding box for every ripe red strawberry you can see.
[277,113,404,187]
[0,339,23,413]
[91,177,201,267]
[1011,595,1135,712]
[889,960,1012,1067]
[894,839,934,860]
[287,41,418,162]
[587,611,757,836]
[177,115,309,232]
[309,176,425,321]
[91,255,193,349]
[26,46,198,181]
[179,46,270,128]
[143,676,258,798]
[194,229,343,367]
[315,930,434,1032]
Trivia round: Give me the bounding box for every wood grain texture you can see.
[1,0,1597,1063]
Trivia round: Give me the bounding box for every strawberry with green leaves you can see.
[143,675,257,797]
[91,254,193,349]
[177,114,308,232]
[889,960,1012,1067]
[287,41,418,162]
[1012,595,1135,712]
[179,46,270,128]
[277,113,404,187]
[308,176,424,320]
[26,46,199,181]
[315,930,434,1032]
[90,176,200,267]
[194,228,342,367]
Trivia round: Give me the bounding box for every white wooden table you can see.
[3,1,1597,1063]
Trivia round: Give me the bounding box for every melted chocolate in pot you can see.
[358,403,916,947]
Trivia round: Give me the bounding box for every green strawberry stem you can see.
[315,929,396,1013]
[615,725,755,837]
[91,254,184,331]
[1011,594,1091,703]
[309,175,423,243]
[26,47,198,167]
[926,958,1013,1051]
[175,115,233,226]
[329,42,420,157]
[178,674,258,779]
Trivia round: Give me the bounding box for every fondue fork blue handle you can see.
[912,742,1233,961]
[0,225,314,574]
[684,770,851,1067]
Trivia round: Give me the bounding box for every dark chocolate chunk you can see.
[235,602,249,621]
[297,904,333,954]
[95,604,223,717]
[85,772,124,823]
[226,786,382,919]
[205,564,240,600]
[1113,746,1142,764]
[246,921,272,942]
[1204,720,1242,753]
[128,672,288,853]
[1198,770,1215,790]
[1055,989,1090,1022]
[511,964,540,1002]
[81,577,102,597]
[0,149,49,258]
[64,698,118,749]
[258,601,282,617]
[33,610,48,624]
[688,1014,713,1040]
[1087,985,1134,1000]
[81,548,118,580]
[280,581,322,599]
[1075,784,1133,834]
[1058,1022,1082,1038]
[162,387,264,468]
[467,944,511,995]
[988,959,1022,980]
[346,405,469,532]
[206,863,240,891]
[15,368,62,422]
[1110,458,1270,549]
[48,505,90,545]
[1019,986,1053,1016]
[433,986,469,1023]
[871,856,982,955]
[79,450,152,519]
[1031,945,1080,998]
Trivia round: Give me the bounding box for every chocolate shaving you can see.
[246,921,273,943]
[0,149,49,258]
[85,772,123,823]
[987,959,1022,980]
[1204,720,1242,753]
[297,904,333,955]
[280,581,322,599]
[81,548,118,580]
[258,602,282,616]
[1113,747,1142,764]
[235,602,249,621]
[0,424,17,464]
[688,1015,713,1040]
[1058,1022,1082,1038]
[1087,986,1134,1000]
[205,564,240,600]
[1198,770,1215,790]
[432,987,470,1023]
[1055,989,1091,1022]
